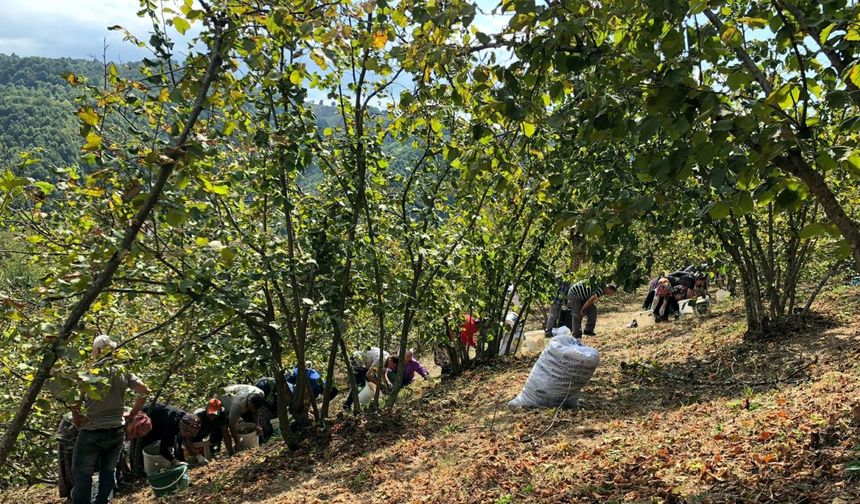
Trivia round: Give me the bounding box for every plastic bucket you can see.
[148,463,189,498]
[235,422,259,451]
[183,438,210,460]
[270,419,281,437]
[679,299,695,316]
[142,441,171,475]
[357,382,376,405]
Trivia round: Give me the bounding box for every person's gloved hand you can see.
[195,454,209,465]
[169,458,184,467]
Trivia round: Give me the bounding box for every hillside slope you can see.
[5,289,860,503]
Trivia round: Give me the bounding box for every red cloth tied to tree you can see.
[459,314,478,348]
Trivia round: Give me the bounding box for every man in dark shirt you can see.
[254,377,279,443]
[139,403,200,466]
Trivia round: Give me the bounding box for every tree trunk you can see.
[338,338,360,415]
[0,25,225,469]
[777,150,860,272]
[803,260,845,313]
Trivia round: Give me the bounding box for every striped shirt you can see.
[568,282,603,301]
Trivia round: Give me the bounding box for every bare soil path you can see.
[4,288,860,503]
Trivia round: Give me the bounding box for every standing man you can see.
[568,282,617,338]
[71,335,149,504]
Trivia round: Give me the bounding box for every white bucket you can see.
[357,382,376,405]
[679,299,695,316]
[270,418,281,436]
[186,439,210,459]
[524,330,548,354]
[235,422,259,451]
[142,441,171,474]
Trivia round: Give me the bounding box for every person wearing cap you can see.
[138,402,200,466]
[191,398,232,458]
[70,335,149,504]
[218,384,265,449]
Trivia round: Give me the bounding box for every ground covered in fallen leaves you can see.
[5,288,860,503]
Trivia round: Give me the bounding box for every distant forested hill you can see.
[0,54,107,179]
[0,54,416,183]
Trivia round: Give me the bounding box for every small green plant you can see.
[351,471,369,489]
[845,446,860,473]
[495,494,512,504]
[211,474,228,494]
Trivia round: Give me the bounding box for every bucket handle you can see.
[149,464,188,491]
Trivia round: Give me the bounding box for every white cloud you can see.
[0,0,173,60]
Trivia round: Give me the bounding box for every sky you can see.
[0,0,154,61]
[0,0,508,62]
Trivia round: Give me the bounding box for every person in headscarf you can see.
[70,335,149,504]
[139,402,200,466]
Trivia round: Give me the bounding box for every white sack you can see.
[551,325,571,338]
[508,335,599,408]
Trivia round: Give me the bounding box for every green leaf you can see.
[721,26,742,47]
[726,72,753,91]
[820,23,836,44]
[219,247,236,263]
[0,170,28,192]
[164,207,187,226]
[775,188,800,208]
[77,107,99,126]
[522,122,536,138]
[848,66,860,89]
[709,201,730,220]
[34,181,54,195]
[816,151,837,172]
[689,0,708,14]
[210,184,229,195]
[737,17,767,28]
[799,223,829,239]
[548,174,564,186]
[173,16,191,35]
[733,192,755,216]
[82,131,102,151]
[430,118,444,133]
[841,150,860,177]
[765,83,801,111]
[290,69,303,85]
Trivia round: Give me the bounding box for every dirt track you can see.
[4,288,860,503]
